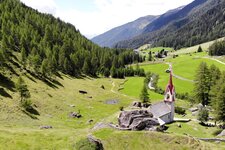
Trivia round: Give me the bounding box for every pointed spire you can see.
[164,64,175,102]
[168,64,173,93]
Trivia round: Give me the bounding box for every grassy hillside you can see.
[93,129,223,150]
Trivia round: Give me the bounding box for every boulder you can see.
[218,130,225,136]
[69,112,82,118]
[118,110,159,131]
[189,107,198,112]
[197,103,204,110]
[40,125,52,129]
[132,101,142,108]
[87,135,104,150]
[142,103,151,108]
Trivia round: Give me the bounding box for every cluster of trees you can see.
[0,0,143,79]
[208,40,225,56]
[193,62,225,122]
[110,64,145,79]
[139,72,160,104]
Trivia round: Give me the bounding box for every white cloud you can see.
[20,0,194,38]
[20,0,57,15]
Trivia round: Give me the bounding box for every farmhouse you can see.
[149,65,175,125]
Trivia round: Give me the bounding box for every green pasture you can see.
[93,128,221,150]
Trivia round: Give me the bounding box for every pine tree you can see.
[197,46,203,52]
[82,59,90,75]
[148,51,153,61]
[16,77,30,102]
[140,83,150,104]
[194,62,210,106]
[215,84,225,122]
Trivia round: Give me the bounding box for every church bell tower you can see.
[164,64,175,122]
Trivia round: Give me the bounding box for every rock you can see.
[69,112,82,118]
[189,107,198,112]
[88,119,93,124]
[197,103,204,110]
[101,85,105,89]
[87,135,104,150]
[40,125,52,129]
[105,99,119,105]
[192,111,198,116]
[177,123,181,128]
[118,110,158,131]
[215,141,220,144]
[142,103,151,108]
[218,130,225,136]
[132,101,142,108]
[79,90,87,94]
[69,104,75,107]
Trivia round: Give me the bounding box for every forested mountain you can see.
[143,0,205,33]
[114,0,225,49]
[92,15,157,48]
[0,0,142,79]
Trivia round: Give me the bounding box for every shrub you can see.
[175,106,186,115]
[198,107,209,123]
[21,99,32,111]
[119,106,124,111]
[75,138,97,150]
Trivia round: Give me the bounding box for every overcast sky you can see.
[20,0,194,39]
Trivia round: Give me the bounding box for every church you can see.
[149,65,175,125]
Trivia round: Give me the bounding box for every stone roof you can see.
[149,101,171,118]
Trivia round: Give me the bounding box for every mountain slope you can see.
[114,0,225,49]
[143,0,206,33]
[0,0,141,80]
[92,15,157,47]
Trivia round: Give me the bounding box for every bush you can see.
[198,107,209,123]
[75,138,97,150]
[175,106,186,115]
[197,46,203,52]
[119,106,124,111]
[21,99,32,111]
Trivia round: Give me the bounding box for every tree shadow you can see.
[24,73,37,83]
[55,72,63,80]
[26,106,40,116]
[42,78,58,89]
[51,79,64,87]
[22,110,39,120]
[4,63,19,76]
[0,88,12,98]
[0,73,15,92]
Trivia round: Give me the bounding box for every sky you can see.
[20,0,194,39]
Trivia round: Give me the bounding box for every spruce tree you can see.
[215,84,225,122]
[197,46,203,52]
[148,51,153,61]
[16,77,30,102]
[140,83,150,104]
[194,62,210,106]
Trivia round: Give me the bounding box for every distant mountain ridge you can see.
[143,0,206,33]
[114,0,225,49]
[91,15,157,47]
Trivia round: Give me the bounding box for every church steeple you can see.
[164,65,175,102]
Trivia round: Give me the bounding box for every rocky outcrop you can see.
[87,135,104,150]
[218,130,225,136]
[118,110,159,131]
[132,101,151,108]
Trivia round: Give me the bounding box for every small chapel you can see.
[149,65,175,125]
